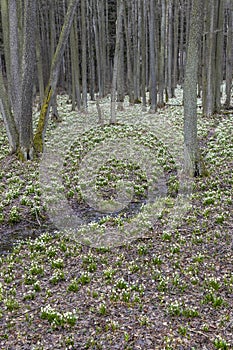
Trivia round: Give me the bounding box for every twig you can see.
[35,208,42,226]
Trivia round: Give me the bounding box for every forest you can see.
[0,0,232,349]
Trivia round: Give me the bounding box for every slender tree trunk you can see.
[167,0,174,98]
[50,0,60,121]
[123,0,134,104]
[149,0,157,113]
[224,6,233,108]
[1,0,12,104]
[116,26,125,111]
[81,0,87,110]
[132,1,140,102]
[18,0,36,160]
[93,0,103,98]
[0,62,18,152]
[202,0,216,116]
[183,0,205,176]
[35,24,45,109]
[97,0,106,97]
[158,0,166,107]
[172,0,179,93]
[110,0,123,124]
[214,0,224,113]
[70,19,81,110]
[141,0,147,110]
[8,0,21,131]
[179,0,185,85]
[87,5,95,100]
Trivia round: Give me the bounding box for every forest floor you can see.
[0,89,232,349]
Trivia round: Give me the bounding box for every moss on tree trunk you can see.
[33,86,53,154]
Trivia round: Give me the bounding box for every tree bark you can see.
[158,0,166,107]
[149,0,157,113]
[141,0,147,110]
[0,62,18,152]
[224,5,233,108]
[202,0,216,116]
[183,0,206,177]
[18,0,36,160]
[123,0,134,104]
[81,0,87,110]
[8,0,21,131]
[110,0,123,124]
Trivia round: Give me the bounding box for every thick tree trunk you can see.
[0,0,36,160]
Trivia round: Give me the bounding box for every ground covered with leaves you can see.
[0,90,232,349]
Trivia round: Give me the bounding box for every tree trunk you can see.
[1,0,12,104]
[172,0,179,94]
[18,0,36,160]
[149,0,157,113]
[224,5,233,108]
[81,0,87,110]
[202,0,216,116]
[141,0,147,110]
[70,19,81,110]
[183,0,206,177]
[214,0,224,113]
[8,0,21,131]
[110,0,123,124]
[35,23,45,109]
[123,0,134,104]
[0,63,18,152]
[158,0,166,107]
[117,7,125,111]
[167,0,174,98]
[179,0,185,85]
